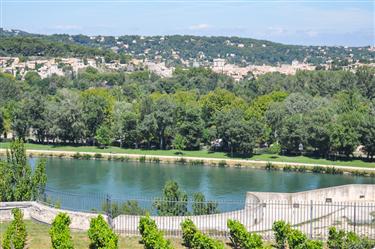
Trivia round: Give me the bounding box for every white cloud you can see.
[189,23,211,30]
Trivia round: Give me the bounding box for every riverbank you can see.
[0,144,375,176]
[0,142,374,168]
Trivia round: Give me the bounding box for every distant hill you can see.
[1,28,374,66]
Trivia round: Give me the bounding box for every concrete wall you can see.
[246,184,375,203]
[0,201,104,230]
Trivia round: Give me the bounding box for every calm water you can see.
[33,158,375,202]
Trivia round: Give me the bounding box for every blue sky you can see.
[1,0,374,46]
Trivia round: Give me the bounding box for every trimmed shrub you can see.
[272,220,290,249]
[227,219,263,249]
[2,208,27,249]
[181,219,198,248]
[138,215,172,249]
[82,154,92,160]
[88,215,118,249]
[72,152,81,159]
[181,219,224,249]
[287,229,307,249]
[50,213,74,249]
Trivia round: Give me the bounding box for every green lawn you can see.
[0,142,374,168]
[0,220,231,249]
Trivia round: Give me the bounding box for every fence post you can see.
[353,202,356,234]
[310,200,313,239]
[106,194,113,228]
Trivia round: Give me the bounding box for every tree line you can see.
[0,66,374,159]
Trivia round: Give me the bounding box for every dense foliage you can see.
[1,65,374,160]
[227,219,263,249]
[2,208,27,249]
[181,219,224,249]
[0,139,47,201]
[102,200,147,217]
[153,181,218,216]
[327,227,375,249]
[50,213,74,249]
[2,29,374,65]
[88,215,118,249]
[138,215,173,249]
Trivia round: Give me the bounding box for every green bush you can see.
[295,239,323,249]
[227,219,263,249]
[287,229,307,249]
[218,160,227,167]
[2,208,27,249]
[82,154,92,160]
[311,166,324,173]
[327,227,375,249]
[72,152,81,159]
[181,219,224,249]
[94,153,103,159]
[139,156,146,163]
[265,162,277,171]
[138,215,172,249]
[272,220,290,249]
[268,143,281,154]
[181,219,198,248]
[88,215,118,249]
[50,213,74,249]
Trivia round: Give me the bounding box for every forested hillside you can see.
[0,65,374,159]
[1,29,374,66]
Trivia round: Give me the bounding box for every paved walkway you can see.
[0,148,374,171]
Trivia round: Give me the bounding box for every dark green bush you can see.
[272,220,290,249]
[265,162,278,171]
[139,156,146,163]
[88,215,118,249]
[311,166,324,173]
[72,152,81,159]
[82,154,92,160]
[227,219,263,249]
[2,208,27,249]
[94,153,102,159]
[295,239,323,249]
[218,160,227,167]
[50,213,74,249]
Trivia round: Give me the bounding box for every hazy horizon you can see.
[1,0,374,47]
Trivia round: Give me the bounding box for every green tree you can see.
[153,181,188,216]
[2,208,27,249]
[0,139,47,201]
[172,133,187,153]
[216,110,262,156]
[153,96,176,149]
[95,123,113,148]
[279,115,307,154]
[192,192,218,215]
[359,116,375,159]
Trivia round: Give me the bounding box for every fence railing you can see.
[36,188,375,239]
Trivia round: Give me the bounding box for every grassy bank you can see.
[0,220,229,249]
[0,142,374,168]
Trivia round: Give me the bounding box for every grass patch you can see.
[0,220,231,249]
[0,142,374,168]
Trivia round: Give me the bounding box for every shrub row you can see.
[181,219,224,249]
